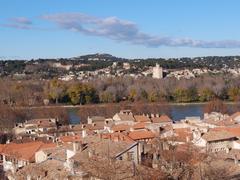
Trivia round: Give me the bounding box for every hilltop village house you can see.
[3,110,240,179]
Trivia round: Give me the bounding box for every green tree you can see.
[148,91,158,102]
[173,88,187,102]
[173,87,198,102]
[47,79,66,104]
[228,87,240,101]
[128,88,137,102]
[67,84,83,105]
[198,88,215,102]
[99,91,114,103]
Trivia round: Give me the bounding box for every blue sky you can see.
[1,0,240,59]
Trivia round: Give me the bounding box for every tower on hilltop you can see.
[152,63,163,79]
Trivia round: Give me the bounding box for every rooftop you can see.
[128,130,156,141]
[0,141,56,162]
[111,124,131,132]
[202,130,236,142]
[151,114,172,123]
[134,115,151,122]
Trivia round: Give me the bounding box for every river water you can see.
[67,103,239,124]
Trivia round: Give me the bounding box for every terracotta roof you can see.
[132,122,150,130]
[41,147,67,161]
[59,135,81,143]
[76,136,134,158]
[134,115,151,122]
[0,144,4,153]
[160,124,173,132]
[101,132,134,143]
[111,124,130,132]
[174,128,193,142]
[202,130,236,142]
[204,118,236,126]
[82,124,104,131]
[151,115,172,123]
[128,130,156,140]
[211,126,240,137]
[0,141,56,162]
[25,119,56,128]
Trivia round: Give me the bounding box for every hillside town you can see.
[3,1,240,180]
[2,54,240,81]
[1,109,240,179]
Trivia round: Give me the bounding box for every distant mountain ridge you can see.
[71,53,127,61]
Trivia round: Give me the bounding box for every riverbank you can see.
[13,101,240,109]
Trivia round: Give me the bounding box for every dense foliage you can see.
[1,75,240,106]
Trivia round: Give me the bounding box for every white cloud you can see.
[5,13,240,49]
[2,17,33,30]
[10,17,33,25]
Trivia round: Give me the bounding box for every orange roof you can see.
[151,115,172,123]
[26,119,56,128]
[132,122,149,130]
[0,141,57,162]
[202,130,236,142]
[0,144,4,153]
[174,128,193,142]
[128,130,155,140]
[211,126,240,137]
[111,124,130,132]
[134,115,151,122]
[59,135,81,143]
[41,143,57,149]
[101,132,134,143]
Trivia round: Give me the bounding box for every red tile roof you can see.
[111,124,130,132]
[101,132,134,143]
[202,130,236,142]
[211,126,240,137]
[151,115,172,123]
[174,128,193,142]
[132,122,149,130]
[59,135,81,143]
[128,130,156,140]
[25,119,56,128]
[0,141,56,162]
[134,115,151,122]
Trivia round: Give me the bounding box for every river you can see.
[67,103,240,124]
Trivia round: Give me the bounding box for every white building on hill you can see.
[152,63,163,79]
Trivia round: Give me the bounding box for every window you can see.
[127,152,134,161]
